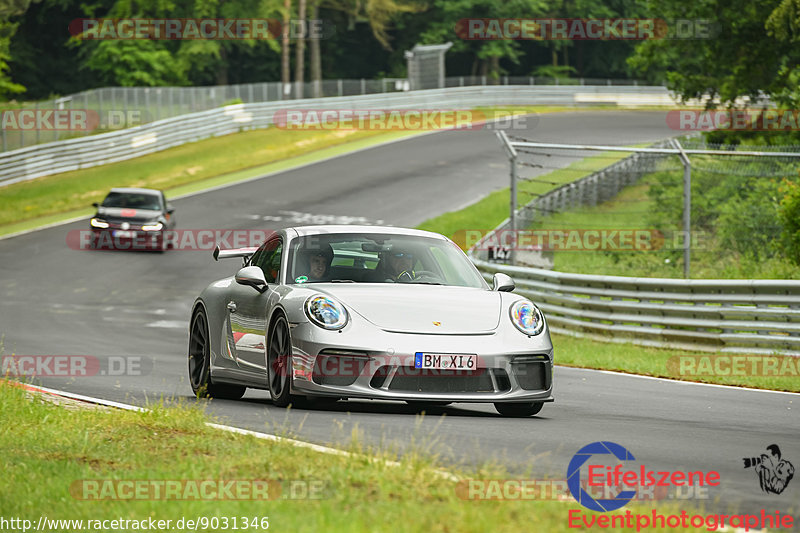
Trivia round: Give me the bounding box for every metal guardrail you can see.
[469,140,800,356]
[0,85,674,186]
[473,258,800,355]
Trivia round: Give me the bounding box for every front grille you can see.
[385,367,502,394]
[511,355,551,391]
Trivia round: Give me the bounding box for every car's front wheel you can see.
[267,313,298,407]
[188,308,246,399]
[494,402,544,417]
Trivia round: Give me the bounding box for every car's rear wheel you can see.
[267,314,298,407]
[188,308,246,399]
[494,402,544,417]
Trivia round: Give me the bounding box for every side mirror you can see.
[235,266,267,292]
[92,202,99,208]
[166,204,175,214]
[492,272,515,292]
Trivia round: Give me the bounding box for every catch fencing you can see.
[0,84,675,186]
[470,137,800,355]
[2,75,644,152]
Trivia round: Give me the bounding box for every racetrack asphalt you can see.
[1,110,797,520]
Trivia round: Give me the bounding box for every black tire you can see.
[494,402,544,417]
[188,309,246,400]
[267,313,298,407]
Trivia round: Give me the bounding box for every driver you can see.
[297,243,333,282]
[385,248,416,282]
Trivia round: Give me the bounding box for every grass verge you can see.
[553,334,800,393]
[0,381,706,532]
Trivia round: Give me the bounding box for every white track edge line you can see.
[16,381,459,482]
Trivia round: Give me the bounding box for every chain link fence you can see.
[0,75,644,152]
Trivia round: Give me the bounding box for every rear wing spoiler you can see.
[213,245,258,263]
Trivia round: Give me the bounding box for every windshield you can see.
[101,192,162,211]
[287,233,486,288]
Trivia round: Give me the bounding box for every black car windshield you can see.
[287,233,486,288]
[101,192,162,211]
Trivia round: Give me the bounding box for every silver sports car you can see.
[188,225,554,416]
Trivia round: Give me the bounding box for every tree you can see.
[628,0,800,108]
[0,0,40,98]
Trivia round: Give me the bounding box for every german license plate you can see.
[414,353,477,370]
[113,230,135,238]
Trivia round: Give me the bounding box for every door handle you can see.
[226,301,237,313]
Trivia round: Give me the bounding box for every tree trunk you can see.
[294,0,306,99]
[281,0,291,99]
[216,46,229,85]
[490,55,499,85]
[309,1,321,97]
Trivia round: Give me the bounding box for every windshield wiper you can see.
[329,279,357,283]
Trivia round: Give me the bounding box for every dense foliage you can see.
[5,0,648,99]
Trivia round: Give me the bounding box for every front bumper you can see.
[90,227,164,250]
[288,321,554,403]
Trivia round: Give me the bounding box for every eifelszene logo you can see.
[566,441,721,512]
[743,445,795,495]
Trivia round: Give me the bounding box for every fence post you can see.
[672,139,692,279]
[496,130,518,265]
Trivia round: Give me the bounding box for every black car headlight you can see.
[305,295,349,330]
[510,300,545,336]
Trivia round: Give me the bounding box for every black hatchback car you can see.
[90,188,176,251]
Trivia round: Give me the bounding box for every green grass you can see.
[0,381,710,532]
[554,333,800,392]
[528,175,800,279]
[0,127,396,231]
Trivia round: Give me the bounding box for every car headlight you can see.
[90,218,109,228]
[305,295,348,330]
[142,222,163,231]
[510,300,545,336]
